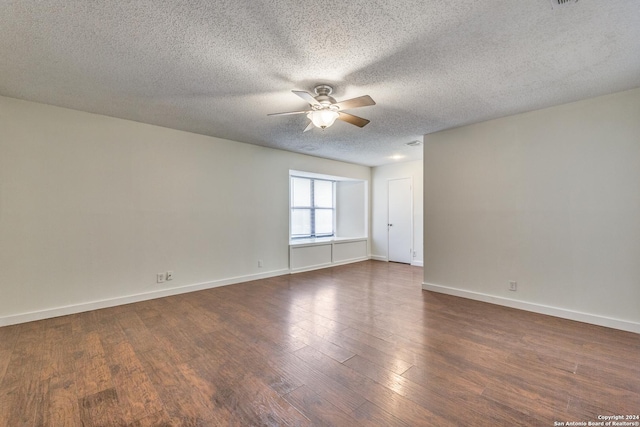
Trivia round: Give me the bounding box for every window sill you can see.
[289,236,368,247]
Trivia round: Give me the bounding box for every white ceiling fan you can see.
[269,85,376,132]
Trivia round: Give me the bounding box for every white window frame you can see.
[290,176,336,239]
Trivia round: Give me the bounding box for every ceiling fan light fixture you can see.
[270,85,374,131]
[308,110,339,129]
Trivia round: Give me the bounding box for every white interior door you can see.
[388,178,412,264]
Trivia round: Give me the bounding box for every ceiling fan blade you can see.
[292,90,321,106]
[303,121,314,132]
[334,95,375,110]
[337,112,370,128]
[268,110,311,116]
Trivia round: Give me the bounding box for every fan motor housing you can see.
[314,85,337,106]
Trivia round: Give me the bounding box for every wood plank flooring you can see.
[0,260,638,426]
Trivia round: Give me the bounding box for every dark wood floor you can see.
[0,261,638,426]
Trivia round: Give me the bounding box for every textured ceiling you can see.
[1,0,639,166]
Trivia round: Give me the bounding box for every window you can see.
[290,176,335,238]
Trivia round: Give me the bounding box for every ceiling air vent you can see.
[550,0,578,7]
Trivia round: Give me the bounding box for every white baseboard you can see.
[0,268,290,327]
[423,282,640,334]
[370,255,422,267]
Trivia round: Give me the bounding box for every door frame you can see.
[387,176,413,263]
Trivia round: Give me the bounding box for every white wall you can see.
[336,180,367,238]
[423,88,640,333]
[0,96,370,325]
[371,160,423,266]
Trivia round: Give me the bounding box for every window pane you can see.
[314,180,333,208]
[315,209,333,235]
[291,209,311,236]
[292,177,311,207]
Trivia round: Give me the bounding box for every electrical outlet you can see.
[258,260,263,268]
[166,271,173,281]
[157,273,165,283]
[509,281,517,291]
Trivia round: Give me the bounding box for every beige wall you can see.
[336,180,367,238]
[0,96,370,325]
[423,88,640,332]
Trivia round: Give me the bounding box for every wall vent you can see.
[405,140,422,147]
[550,0,578,7]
